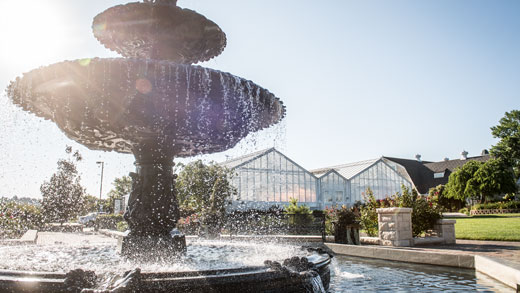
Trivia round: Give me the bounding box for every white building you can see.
[221,148,413,210]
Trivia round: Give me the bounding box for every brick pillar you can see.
[434,219,456,244]
[376,207,413,247]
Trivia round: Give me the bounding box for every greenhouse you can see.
[221,148,413,210]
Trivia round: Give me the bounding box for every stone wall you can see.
[376,207,413,247]
[433,219,456,244]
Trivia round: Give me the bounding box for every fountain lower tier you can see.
[0,242,331,292]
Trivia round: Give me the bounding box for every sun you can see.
[0,1,69,70]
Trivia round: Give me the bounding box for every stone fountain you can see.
[2,1,330,291]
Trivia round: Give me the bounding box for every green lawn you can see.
[448,214,520,241]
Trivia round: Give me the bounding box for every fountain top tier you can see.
[7,0,285,157]
[93,0,227,63]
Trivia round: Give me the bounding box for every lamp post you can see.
[96,161,104,212]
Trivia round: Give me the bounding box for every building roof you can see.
[423,156,490,173]
[383,157,435,194]
[219,148,274,169]
[310,158,379,180]
[384,154,491,194]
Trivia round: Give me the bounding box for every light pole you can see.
[96,161,104,212]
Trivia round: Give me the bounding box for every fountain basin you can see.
[0,240,330,292]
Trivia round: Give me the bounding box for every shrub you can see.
[359,188,380,237]
[177,213,200,235]
[428,185,465,212]
[458,208,469,215]
[116,221,128,232]
[471,200,520,210]
[95,214,124,230]
[225,207,286,235]
[0,199,44,239]
[359,186,442,237]
[285,198,313,226]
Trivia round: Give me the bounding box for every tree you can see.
[491,110,520,177]
[472,159,517,201]
[40,146,85,224]
[80,195,100,215]
[103,176,132,214]
[108,176,132,198]
[445,160,482,202]
[445,159,517,203]
[175,160,237,227]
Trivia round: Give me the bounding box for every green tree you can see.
[445,160,482,202]
[175,160,237,226]
[40,146,85,224]
[491,110,520,177]
[445,159,517,203]
[103,176,132,214]
[80,195,100,215]
[472,159,517,202]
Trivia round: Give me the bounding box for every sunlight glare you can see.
[0,1,69,69]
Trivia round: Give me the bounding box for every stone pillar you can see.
[434,219,456,244]
[377,207,413,247]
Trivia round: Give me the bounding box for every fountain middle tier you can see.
[7,58,285,157]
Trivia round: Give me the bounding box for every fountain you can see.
[1,0,331,291]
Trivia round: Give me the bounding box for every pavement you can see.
[418,239,520,270]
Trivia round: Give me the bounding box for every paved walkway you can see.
[400,239,520,270]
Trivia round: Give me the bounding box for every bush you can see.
[116,221,128,232]
[95,214,124,230]
[0,199,44,239]
[285,198,313,226]
[458,208,469,215]
[359,186,442,237]
[428,185,465,212]
[471,201,520,210]
[224,207,286,235]
[177,213,200,235]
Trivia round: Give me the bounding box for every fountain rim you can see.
[0,251,331,291]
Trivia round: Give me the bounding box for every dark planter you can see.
[333,222,360,245]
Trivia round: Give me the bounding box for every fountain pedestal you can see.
[118,140,186,258]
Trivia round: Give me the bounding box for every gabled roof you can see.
[384,155,491,194]
[310,158,379,180]
[383,157,434,194]
[220,148,274,169]
[423,155,490,173]
[220,148,318,179]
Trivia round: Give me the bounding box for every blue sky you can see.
[0,0,518,198]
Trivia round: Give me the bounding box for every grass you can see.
[447,214,520,241]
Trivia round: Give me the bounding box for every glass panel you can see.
[336,191,343,202]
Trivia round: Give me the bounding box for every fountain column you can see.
[118,139,186,258]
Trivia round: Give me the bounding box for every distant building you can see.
[221,148,491,210]
[384,150,490,194]
[222,148,417,210]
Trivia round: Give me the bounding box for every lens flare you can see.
[136,78,152,94]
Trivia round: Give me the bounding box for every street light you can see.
[96,161,104,212]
